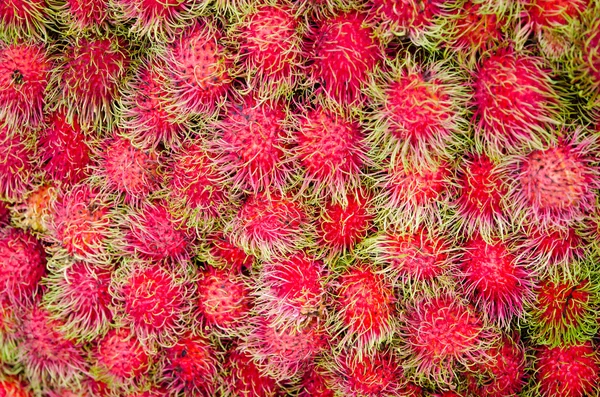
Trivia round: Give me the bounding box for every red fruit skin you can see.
[335,349,404,397]
[370,0,443,38]
[0,126,34,200]
[535,342,600,397]
[0,42,50,128]
[57,0,110,33]
[524,0,587,32]
[0,0,47,39]
[299,365,336,397]
[518,223,584,271]
[0,378,33,397]
[0,228,46,305]
[225,347,280,397]
[309,11,381,105]
[204,232,254,271]
[582,17,600,91]
[39,111,91,186]
[0,201,9,227]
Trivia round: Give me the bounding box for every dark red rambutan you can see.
[10,183,56,234]
[0,0,48,40]
[369,0,443,43]
[224,346,280,397]
[580,16,600,95]
[0,126,34,201]
[200,232,254,271]
[298,364,336,397]
[49,0,110,34]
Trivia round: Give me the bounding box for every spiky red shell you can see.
[309,11,381,105]
[524,0,587,31]
[299,365,335,397]
[472,49,558,148]
[196,266,251,332]
[212,97,290,194]
[0,127,34,200]
[384,161,450,207]
[335,263,395,349]
[39,111,91,186]
[225,348,279,397]
[0,378,33,397]
[0,200,9,226]
[163,333,218,395]
[444,1,505,54]
[124,200,191,263]
[0,42,50,128]
[206,232,254,271]
[0,0,47,39]
[582,18,600,90]
[318,190,373,254]
[49,184,111,260]
[535,342,600,397]
[94,328,149,386]
[167,22,231,114]
[98,135,160,204]
[460,236,531,325]
[0,228,45,305]
[520,223,584,268]
[336,349,404,397]
[60,0,109,32]
[370,0,442,37]
[295,108,367,199]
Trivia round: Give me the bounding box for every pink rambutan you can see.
[122,199,192,264]
[111,261,191,348]
[308,11,381,105]
[48,0,110,34]
[0,126,34,201]
[224,346,280,397]
[298,364,336,397]
[459,235,532,326]
[196,265,251,334]
[255,251,326,327]
[0,227,46,305]
[165,20,231,115]
[368,0,443,44]
[0,377,33,397]
[292,105,368,201]
[92,327,150,390]
[38,111,92,186]
[94,135,161,205]
[527,272,599,345]
[0,0,48,40]
[161,333,219,396]
[534,342,600,397]
[199,232,254,271]
[401,294,495,385]
[472,48,560,151]
[16,303,87,388]
[0,41,50,129]
[211,96,292,195]
[47,184,112,262]
[228,2,304,96]
[228,192,308,259]
[51,34,130,128]
[119,59,185,150]
[508,134,599,227]
[316,189,374,257]
[332,262,395,351]
[42,261,113,341]
[0,200,9,227]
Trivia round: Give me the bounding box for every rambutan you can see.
[10,183,55,234]
[0,0,48,40]
[165,20,231,115]
[472,48,560,151]
[332,262,395,351]
[0,227,46,305]
[0,377,33,397]
[0,41,50,129]
[224,346,281,397]
[210,95,292,195]
[0,296,20,363]
[298,364,336,397]
[459,235,532,326]
[48,0,110,35]
[42,261,113,342]
[578,15,600,96]
[307,11,381,106]
[291,105,368,202]
[50,34,130,129]
[199,232,254,271]
[0,200,9,227]
[533,342,600,397]
[38,111,92,186]
[0,126,34,201]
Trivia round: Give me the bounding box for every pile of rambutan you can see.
[1,0,600,396]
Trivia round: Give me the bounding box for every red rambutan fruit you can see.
[0,200,9,227]
[242,317,329,380]
[0,41,50,129]
[292,105,368,202]
[298,364,336,397]
[0,377,33,397]
[0,126,34,201]
[472,48,560,151]
[0,0,48,40]
[527,271,599,346]
[48,0,110,35]
[200,232,254,271]
[111,261,191,348]
[579,15,600,96]
[210,96,292,195]
[401,294,495,385]
[94,135,161,205]
[165,20,231,116]
[0,227,46,306]
[92,327,150,391]
[307,11,381,106]
[16,304,87,388]
[196,265,252,335]
[224,346,280,397]
[47,184,112,263]
[255,251,326,327]
[161,333,219,396]
[51,34,130,129]
[38,110,92,186]
[459,235,532,327]
[332,262,395,351]
[368,0,443,44]
[534,342,600,397]
[121,199,192,264]
[42,261,113,342]
[119,59,185,150]
[0,296,20,363]
[228,2,304,97]
[10,183,56,234]
[508,134,599,227]
[228,192,308,259]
